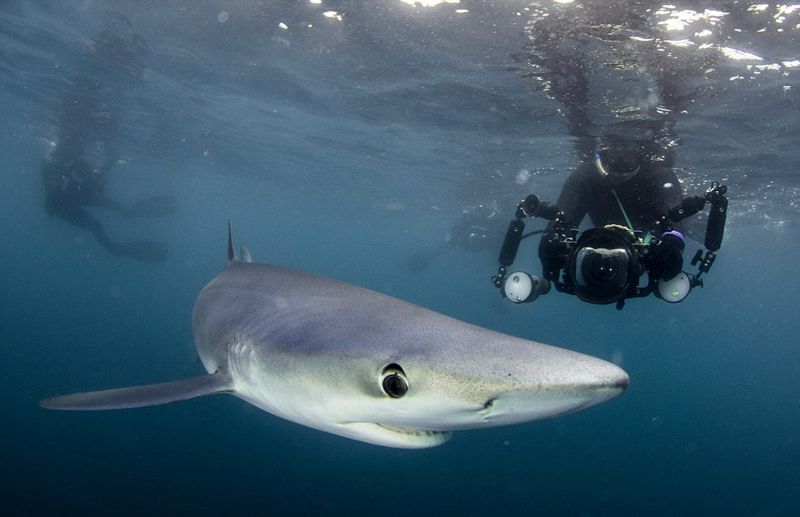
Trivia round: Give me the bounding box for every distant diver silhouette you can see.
[407,204,505,274]
[41,138,176,263]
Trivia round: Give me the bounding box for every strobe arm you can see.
[493,194,564,289]
[668,195,706,222]
[498,194,564,269]
[704,183,728,252]
[666,182,728,251]
[499,218,525,268]
[666,182,728,286]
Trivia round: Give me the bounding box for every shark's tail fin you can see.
[39,371,234,411]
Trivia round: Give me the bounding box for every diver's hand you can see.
[649,232,685,281]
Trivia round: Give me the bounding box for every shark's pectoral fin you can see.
[40,371,234,411]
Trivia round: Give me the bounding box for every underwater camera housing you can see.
[491,183,728,310]
[566,226,640,304]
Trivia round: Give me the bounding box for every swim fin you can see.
[126,195,177,218]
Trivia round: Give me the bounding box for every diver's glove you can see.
[649,231,685,281]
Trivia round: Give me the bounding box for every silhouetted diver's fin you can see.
[40,371,234,410]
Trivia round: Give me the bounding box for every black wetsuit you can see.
[554,160,682,229]
[539,160,683,280]
[41,156,120,245]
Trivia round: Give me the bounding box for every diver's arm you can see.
[552,162,591,228]
[538,163,589,278]
[650,166,708,243]
[652,166,683,214]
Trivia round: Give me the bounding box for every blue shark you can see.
[40,223,628,448]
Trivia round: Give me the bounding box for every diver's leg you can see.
[53,202,115,249]
[91,194,129,215]
[53,203,168,262]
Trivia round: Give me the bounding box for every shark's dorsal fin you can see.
[241,246,252,263]
[227,220,238,263]
[40,371,234,411]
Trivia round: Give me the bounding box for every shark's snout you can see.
[470,354,629,427]
[584,359,629,391]
[564,355,630,407]
[609,368,630,390]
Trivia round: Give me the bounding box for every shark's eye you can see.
[383,374,408,398]
[380,363,409,399]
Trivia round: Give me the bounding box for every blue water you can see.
[2,1,799,516]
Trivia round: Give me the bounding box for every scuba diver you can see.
[546,144,683,232]
[489,3,730,309]
[41,138,176,263]
[407,203,506,274]
[491,144,728,309]
[40,14,172,263]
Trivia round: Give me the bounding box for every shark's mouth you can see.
[342,422,453,449]
[377,423,449,438]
